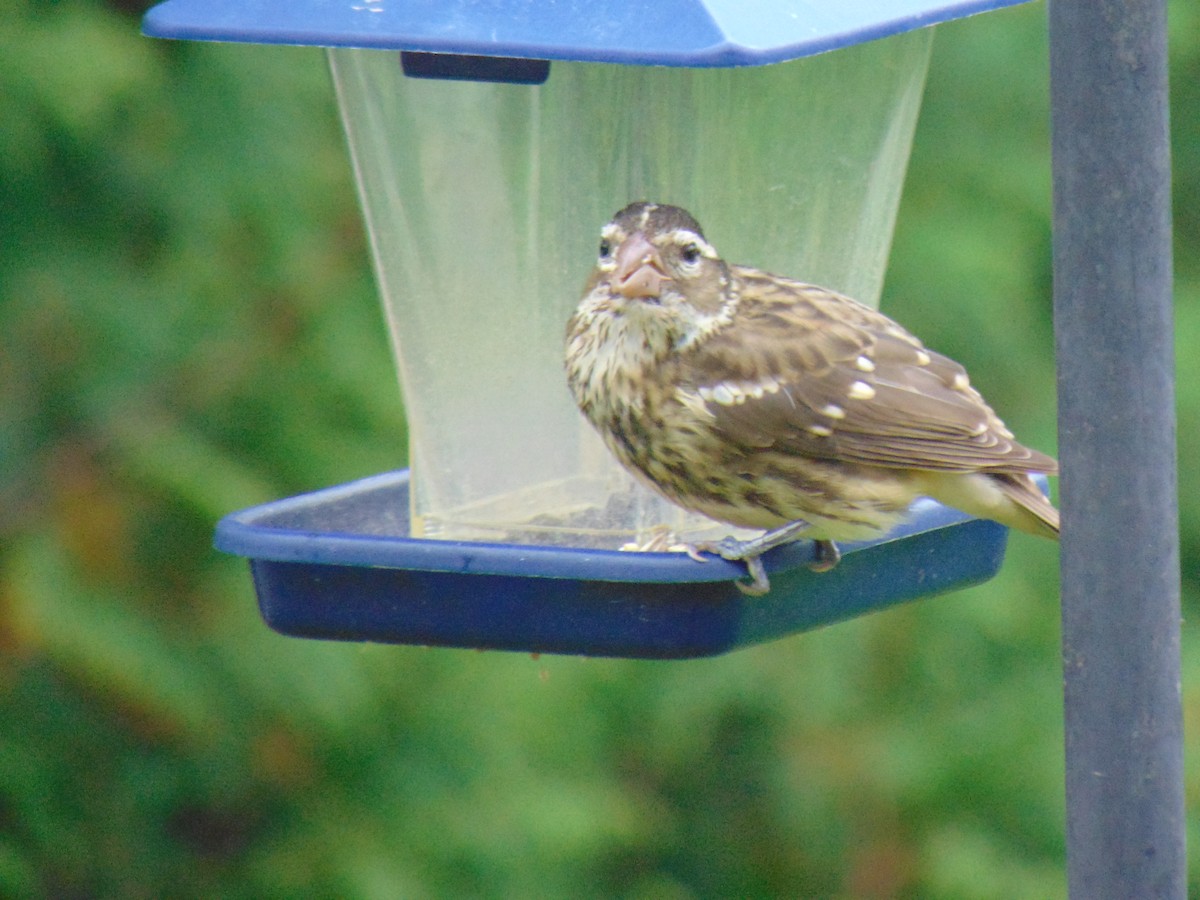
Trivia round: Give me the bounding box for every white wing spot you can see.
[915,350,932,366]
[700,379,781,406]
[848,381,876,400]
[820,403,846,419]
[747,377,780,399]
[952,372,970,391]
[706,383,737,406]
[855,355,876,373]
[809,424,834,437]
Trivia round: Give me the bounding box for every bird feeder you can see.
[144,0,1034,658]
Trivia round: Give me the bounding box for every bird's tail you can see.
[918,470,1059,540]
[993,472,1060,539]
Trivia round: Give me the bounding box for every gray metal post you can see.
[1048,0,1184,896]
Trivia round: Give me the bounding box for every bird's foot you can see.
[683,525,842,595]
[684,537,772,596]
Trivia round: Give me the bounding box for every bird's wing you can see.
[670,270,1058,475]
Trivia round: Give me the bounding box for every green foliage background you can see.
[2,1,1197,896]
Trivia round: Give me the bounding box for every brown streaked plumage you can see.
[565,201,1059,594]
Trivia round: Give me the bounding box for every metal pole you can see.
[1048,0,1183,896]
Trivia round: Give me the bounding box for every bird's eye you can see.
[599,239,612,259]
[680,243,702,265]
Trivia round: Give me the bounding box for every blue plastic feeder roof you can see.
[146,0,1035,658]
[143,0,1030,64]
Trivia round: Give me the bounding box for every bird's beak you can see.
[615,232,669,300]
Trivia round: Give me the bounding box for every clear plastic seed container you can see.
[328,29,932,547]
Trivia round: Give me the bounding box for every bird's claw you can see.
[684,535,842,594]
[809,539,841,573]
[735,556,771,596]
[684,539,772,596]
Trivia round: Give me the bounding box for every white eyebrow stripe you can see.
[665,229,718,258]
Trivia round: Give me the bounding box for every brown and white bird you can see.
[565,201,1059,594]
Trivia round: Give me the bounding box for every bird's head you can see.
[582,202,734,345]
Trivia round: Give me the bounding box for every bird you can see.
[564,201,1059,595]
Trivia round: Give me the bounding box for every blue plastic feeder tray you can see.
[215,471,1009,659]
